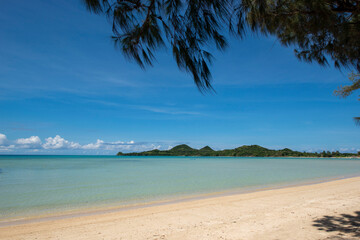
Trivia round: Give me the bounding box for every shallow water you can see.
[1,155,360,220]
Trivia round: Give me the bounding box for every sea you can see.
[1,155,360,221]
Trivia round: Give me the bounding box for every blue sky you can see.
[0,0,359,154]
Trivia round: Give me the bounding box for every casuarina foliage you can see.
[83,0,360,93]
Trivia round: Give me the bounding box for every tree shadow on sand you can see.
[313,211,360,239]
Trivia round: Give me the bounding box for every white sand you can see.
[1,177,360,240]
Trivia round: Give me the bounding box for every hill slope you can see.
[117,145,358,157]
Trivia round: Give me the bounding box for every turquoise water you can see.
[1,155,360,220]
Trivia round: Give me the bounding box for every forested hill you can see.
[117,145,359,157]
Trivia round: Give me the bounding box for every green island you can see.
[117,144,360,157]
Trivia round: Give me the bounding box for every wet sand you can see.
[1,176,360,240]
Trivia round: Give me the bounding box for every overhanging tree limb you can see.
[83,0,360,94]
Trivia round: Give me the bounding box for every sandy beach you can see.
[1,177,360,240]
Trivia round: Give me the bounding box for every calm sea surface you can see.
[1,155,360,220]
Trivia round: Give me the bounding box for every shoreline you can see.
[1,154,359,158]
[0,174,360,224]
[119,155,360,158]
[1,173,359,227]
[1,176,360,239]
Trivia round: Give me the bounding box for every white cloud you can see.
[0,133,15,151]
[82,139,104,150]
[40,135,157,152]
[16,136,42,149]
[123,143,161,152]
[81,139,161,152]
[0,145,15,152]
[82,139,139,151]
[42,135,81,149]
[16,136,41,145]
[0,133,8,146]
[340,147,360,153]
[0,133,167,153]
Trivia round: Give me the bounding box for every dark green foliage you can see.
[83,0,232,92]
[166,144,199,155]
[122,144,198,156]
[199,145,214,152]
[241,1,360,72]
[198,146,215,156]
[118,144,359,157]
[335,72,360,98]
[83,0,360,93]
[334,72,360,123]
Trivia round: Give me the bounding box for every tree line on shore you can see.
[117,144,360,157]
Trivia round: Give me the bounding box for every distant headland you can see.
[117,144,360,157]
